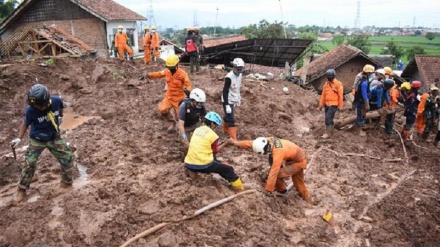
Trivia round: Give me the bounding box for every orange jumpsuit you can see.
[416,93,429,134]
[143,32,152,64]
[388,85,400,107]
[148,68,192,118]
[237,137,311,202]
[150,32,160,60]
[114,32,133,61]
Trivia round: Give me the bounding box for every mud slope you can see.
[0,58,438,247]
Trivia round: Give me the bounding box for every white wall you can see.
[106,21,141,56]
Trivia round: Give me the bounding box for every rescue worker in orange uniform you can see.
[231,137,315,205]
[143,26,152,64]
[147,54,192,131]
[384,80,401,135]
[318,69,344,139]
[150,25,160,62]
[418,87,438,140]
[416,90,430,135]
[114,25,134,63]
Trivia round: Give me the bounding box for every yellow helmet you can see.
[151,25,157,30]
[117,25,124,29]
[400,82,411,90]
[144,26,149,30]
[363,64,375,73]
[384,67,393,75]
[166,55,179,67]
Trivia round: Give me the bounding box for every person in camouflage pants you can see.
[10,84,74,202]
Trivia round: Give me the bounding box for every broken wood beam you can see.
[334,108,396,129]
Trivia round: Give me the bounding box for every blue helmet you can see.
[205,111,222,126]
[325,69,336,77]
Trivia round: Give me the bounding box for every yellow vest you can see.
[184,125,218,165]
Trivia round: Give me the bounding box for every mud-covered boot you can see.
[230,178,244,192]
[14,188,26,203]
[60,164,74,187]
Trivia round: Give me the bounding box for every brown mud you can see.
[0,57,438,247]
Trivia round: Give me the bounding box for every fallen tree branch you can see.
[120,190,256,247]
[394,128,409,166]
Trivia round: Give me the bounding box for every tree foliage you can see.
[406,46,426,61]
[381,39,405,63]
[346,34,371,54]
[240,19,291,39]
[0,0,17,21]
[332,34,345,46]
[425,32,436,41]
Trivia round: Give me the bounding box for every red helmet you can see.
[411,81,422,88]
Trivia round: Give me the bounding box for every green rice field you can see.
[318,36,440,65]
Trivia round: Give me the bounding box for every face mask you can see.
[195,105,202,109]
[327,77,334,82]
[168,67,177,74]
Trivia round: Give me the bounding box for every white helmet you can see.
[189,88,206,103]
[232,58,245,67]
[375,69,385,76]
[252,137,268,154]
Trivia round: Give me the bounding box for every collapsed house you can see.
[294,44,404,93]
[180,37,313,69]
[401,54,440,91]
[0,0,146,58]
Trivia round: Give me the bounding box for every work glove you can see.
[10,138,21,148]
[225,105,232,114]
[338,107,343,112]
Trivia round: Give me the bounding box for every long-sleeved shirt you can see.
[148,68,192,102]
[370,86,390,107]
[236,137,306,192]
[319,79,344,108]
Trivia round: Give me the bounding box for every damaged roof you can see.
[199,38,313,67]
[294,44,382,81]
[0,0,146,31]
[401,55,440,84]
[203,35,247,48]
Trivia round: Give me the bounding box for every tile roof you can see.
[294,44,381,81]
[203,35,247,48]
[401,55,440,84]
[71,0,147,21]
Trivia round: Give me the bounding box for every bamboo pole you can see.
[120,190,256,247]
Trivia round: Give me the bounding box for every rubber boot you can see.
[228,127,238,141]
[321,126,331,139]
[230,178,244,192]
[61,164,74,187]
[222,121,229,134]
[14,188,26,203]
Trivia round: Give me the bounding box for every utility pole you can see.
[354,0,361,30]
[214,7,219,38]
[147,0,156,28]
[278,0,287,38]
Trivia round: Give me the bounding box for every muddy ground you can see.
[0,57,439,247]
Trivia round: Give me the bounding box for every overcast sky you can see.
[114,0,439,30]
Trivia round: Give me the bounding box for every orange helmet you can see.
[384,67,393,75]
[363,64,375,73]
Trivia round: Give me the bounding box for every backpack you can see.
[185,37,197,53]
